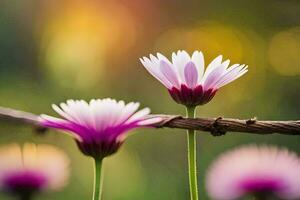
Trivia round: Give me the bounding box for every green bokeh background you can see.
[1,0,300,199]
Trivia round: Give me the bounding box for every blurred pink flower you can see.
[39,98,161,159]
[206,145,300,200]
[140,50,248,107]
[0,143,70,199]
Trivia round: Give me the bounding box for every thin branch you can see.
[153,115,300,136]
[0,106,46,133]
[0,106,300,136]
[0,106,39,124]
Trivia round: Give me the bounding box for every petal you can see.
[172,50,191,82]
[62,100,90,126]
[191,51,204,81]
[126,107,150,124]
[39,115,83,141]
[203,64,227,90]
[202,55,223,81]
[158,52,182,83]
[140,56,173,89]
[114,102,140,125]
[159,60,181,89]
[184,61,198,88]
[222,59,230,68]
[52,104,74,122]
[137,116,162,126]
[215,65,248,88]
[157,53,172,65]
[39,114,68,126]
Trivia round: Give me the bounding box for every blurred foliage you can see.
[1,0,300,199]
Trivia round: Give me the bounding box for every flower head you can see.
[206,145,300,200]
[140,50,248,107]
[0,143,70,199]
[39,98,161,159]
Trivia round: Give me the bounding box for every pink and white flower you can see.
[0,143,70,199]
[39,98,161,159]
[140,50,248,107]
[206,145,300,200]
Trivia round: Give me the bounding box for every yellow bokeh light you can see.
[154,21,249,63]
[39,1,136,89]
[268,27,300,76]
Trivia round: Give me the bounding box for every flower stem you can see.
[93,158,103,200]
[186,106,198,200]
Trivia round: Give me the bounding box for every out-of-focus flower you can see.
[140,50,248,107]
[206,145,300,200]
[39,98,161,159]
[0,143,70,199]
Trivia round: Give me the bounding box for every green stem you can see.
[186,106,198,200]
[93,158,103,200]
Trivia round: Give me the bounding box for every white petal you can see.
[126,107,150,124]
[203,64,227,90]
[202,55,223,82]
[222,59,230,68]
[172,50,191,82]
[39,114,67,124]
[184,61,198,88]
[140,56,173,89]
[159,60,181,89]
[215,65,248,88]
[52,104,75,122]
[157,53,172,65]
[191,51,204,81]
[137,117,162,126]
[114,102,140,125]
